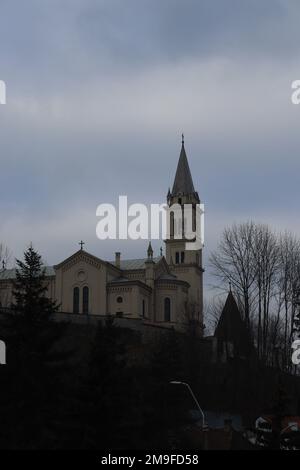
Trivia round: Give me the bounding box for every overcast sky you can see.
[1,0,300,299]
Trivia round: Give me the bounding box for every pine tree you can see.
[268,376,290,450]
[141,331,184,448]
[12,244,58,321]
[0,245,70,449]
[80,317,132,449]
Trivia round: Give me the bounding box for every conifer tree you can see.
[81,316,131,449]
[0,245,69,449]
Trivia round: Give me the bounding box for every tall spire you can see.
[171,135,195,196]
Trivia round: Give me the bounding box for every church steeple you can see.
[164,136,204,333]
[171,135,196,196]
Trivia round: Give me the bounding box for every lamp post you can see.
[170,381,206,429]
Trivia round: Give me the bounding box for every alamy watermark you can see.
[291,292,300,365]
[0,80,6,104]
[292,340,300,366]
[0,340,6,365]
[96,196,204,250]
[291,80,300,104]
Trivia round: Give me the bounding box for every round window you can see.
[117,296,123,304]
[77,270,87,282]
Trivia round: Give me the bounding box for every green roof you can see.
[110,256,162,270]
[0,255,164,280]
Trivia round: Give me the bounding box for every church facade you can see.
[0,140,204,333]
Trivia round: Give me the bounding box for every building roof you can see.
[107,276,152,291]
[171,141,195,195]
[109,276,130,283]
[0,255,164,280]
[110,256,162,270]
[0,266,55,280]
[156,272,177,280]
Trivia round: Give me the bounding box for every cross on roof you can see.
[79,240,85,250]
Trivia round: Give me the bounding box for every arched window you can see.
[193,206,196,232]
[82,286,89,314]
[164,297,171,322]
[73,287,79,314]
[170,212,174,237]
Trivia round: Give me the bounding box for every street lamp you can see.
[170,381,207,429]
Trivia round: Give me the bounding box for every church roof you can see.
[171,141,195,195]
[0,255,165,280]
[110,256,162,270]
[156,272,177,280]
[109,276,130,282]
[108,276,152,291]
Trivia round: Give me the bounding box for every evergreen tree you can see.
[0,245,69,449]
[268,376,290,450]
[80,317,134,449]
[140,331,184,448]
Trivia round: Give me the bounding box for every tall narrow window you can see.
[164,297,171,322]
[73,287,79,314]
[175,252,180,264]
[170,212,174,237]
[82,286,89,314]
[193,206,196,232]
[181,251,185,263]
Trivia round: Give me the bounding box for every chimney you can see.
[115,252,121,269]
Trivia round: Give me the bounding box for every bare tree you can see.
[210,222,300,371]
[183,301,205,337]
[276,233,300,371]
[210,222,257,329]
[252,224,279,362]
[204,297,226,335]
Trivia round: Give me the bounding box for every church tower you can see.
[165,136,204,327]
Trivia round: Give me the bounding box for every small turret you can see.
[147,241,153,260]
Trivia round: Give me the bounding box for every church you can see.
[0,139,204,333]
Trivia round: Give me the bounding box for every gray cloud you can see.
[0,0,300,300]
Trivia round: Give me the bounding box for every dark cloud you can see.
[0,0,299,90]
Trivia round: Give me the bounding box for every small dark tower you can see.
[214,289,252,362]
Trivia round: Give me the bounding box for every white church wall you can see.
[55,260,107,315]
